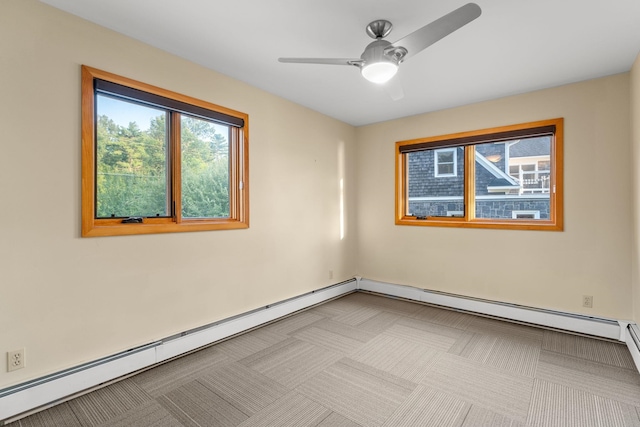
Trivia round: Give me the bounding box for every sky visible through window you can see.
[97,94,227,134]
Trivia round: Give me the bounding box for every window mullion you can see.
[171,112,182,223]
[465,145,476,221]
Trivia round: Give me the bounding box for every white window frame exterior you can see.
[434,148,457,177]
[512,210,541,219]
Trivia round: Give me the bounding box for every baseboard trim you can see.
[356,278,624,341]
[2,277,636,422]
[0,279,357,423]
[626,324,640,373]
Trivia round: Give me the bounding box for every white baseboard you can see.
[2,277,636,423]
[155,281,356,363]
[0,280,357,423]
[357,278,624,341]
[626,324,640,373]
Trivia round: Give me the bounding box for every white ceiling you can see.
[41,0,640,126]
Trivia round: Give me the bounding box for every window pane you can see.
[181,116,230,218]
[435,148,456,177]
[95,95,169,218]
[475,137,551,220]
[437,151,453,163]
[438,163,454,175]
[407,148,464,217]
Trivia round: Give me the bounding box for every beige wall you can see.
[356,74,633,320]
[0,0,357,388]
[632,53,640,323]
[1,0,637,392]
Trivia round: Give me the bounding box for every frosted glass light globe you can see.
[361,61,398,84]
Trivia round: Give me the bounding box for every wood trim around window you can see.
[81,65,249,237]
[395,118,563,231]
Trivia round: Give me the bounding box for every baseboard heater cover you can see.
[627,324,640,373]
[357,278,623,341]
[0,279,357,423]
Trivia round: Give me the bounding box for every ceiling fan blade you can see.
[385,78,404,101]
[391,3,481,60]
[278,58,362,66]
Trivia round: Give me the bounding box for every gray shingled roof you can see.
[488,178,517,188]
[509,137,550,157]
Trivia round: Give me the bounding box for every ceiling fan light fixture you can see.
[361,61,398,84]
[278,3,482,91]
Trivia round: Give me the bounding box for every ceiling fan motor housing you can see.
[360,39,403,67]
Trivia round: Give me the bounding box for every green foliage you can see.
[182,159,229,218]
[180,116,229,218]
[96,113,229,219]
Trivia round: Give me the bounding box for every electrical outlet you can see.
[329,270,334,280]
[7,348,25,372]
[582,295,593,308]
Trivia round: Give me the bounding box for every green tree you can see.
[95,113,230,219]
[180,116,229,218]
[96,114,167,218]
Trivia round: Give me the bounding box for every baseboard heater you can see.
[627,324,640,373]
[0,279,357,423]
[357,278,629,343]
[2,277,637,423]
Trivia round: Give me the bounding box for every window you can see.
[82,66,249,237]
[512,210,541,219]
[434,148,457,177]
[395,118,563,231]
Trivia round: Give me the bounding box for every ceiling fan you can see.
[279,3,481,86]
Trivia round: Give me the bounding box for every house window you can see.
[512,210,541,219]
[395,118,563,231]
[434,148,457,177]
[82,66,249,237]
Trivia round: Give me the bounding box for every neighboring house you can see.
[408,137,551,219]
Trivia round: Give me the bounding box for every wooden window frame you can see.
[81,65,249,237]
[395,118,563,231]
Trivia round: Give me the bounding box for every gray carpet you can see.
[8,292,640,427]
